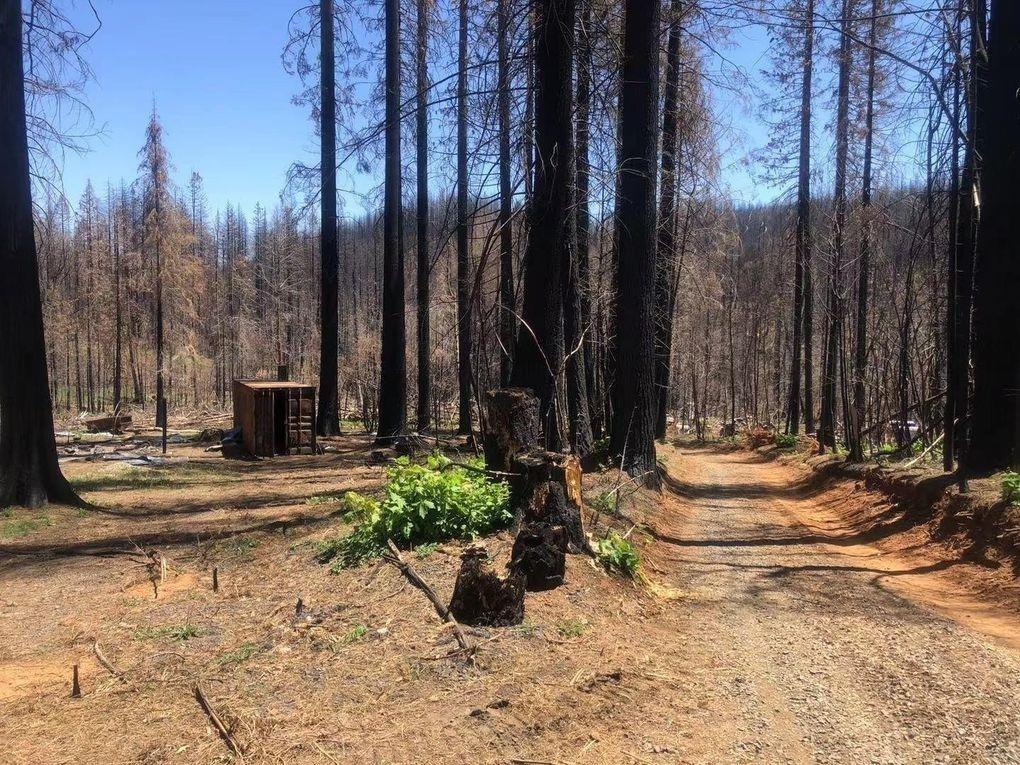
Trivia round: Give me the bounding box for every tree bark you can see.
[317,0,341,436]
[787,0,814,435]
[510,0,574,450]
[376,0,407,443]
[968,0,1020,471]
[497,0,515,388]
[455,0,473,436]
[850,3,878,462]
[654,0,683,439]
[415,0,431,432]
[610,0,660,481]
[0,0,80,507]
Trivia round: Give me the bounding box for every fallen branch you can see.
[383,539,472,653]
[92,640,126,682]
[904,431,945,468]
[193,684,243,757]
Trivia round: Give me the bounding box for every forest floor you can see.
[3,436,1020,763]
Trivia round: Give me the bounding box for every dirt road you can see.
[651,445,1020,764]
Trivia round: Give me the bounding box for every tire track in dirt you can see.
[648,444,1020,765]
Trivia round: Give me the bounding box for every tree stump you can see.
[448,546,525,626]
[483,388,590,592]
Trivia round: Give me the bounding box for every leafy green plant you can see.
[338,625,368,645]
[594,531,640,577]
[775,432,798,449]
[1002,472,1020,505]
[317,454,511,570]
[135,624,203,642]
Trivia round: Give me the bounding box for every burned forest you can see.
[2,0,1020,763]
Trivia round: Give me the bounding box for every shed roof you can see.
[235,379,315,391]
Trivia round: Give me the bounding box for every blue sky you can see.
[60,0,316,215]
[57,0,778,219]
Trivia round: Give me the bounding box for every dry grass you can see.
[0,434,694,764]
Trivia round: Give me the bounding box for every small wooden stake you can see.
[212,567,219,592]
[71,664,81,698]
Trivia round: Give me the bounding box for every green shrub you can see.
[775,432,798,449]
[318,454,511,570]
[594,531,640,577]
[1002,472,1020,505]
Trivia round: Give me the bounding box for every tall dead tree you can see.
[786,0,814,435]
[139,108,170,454]
[455,0,473,436]
[850,1,878,462]
[415,0,431,431]
[0,0,81,508]
[967,0,1020,471]
[376,0,407,443]
[654,0,683,439]
[316,0,341,436]
[497,0,514,387]
[610,0,660,479]
[510,0,575,450]
[945,0,984,472]
[575,0,597,435]
[818,0,852,452]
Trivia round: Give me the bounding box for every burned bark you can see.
[449,546,525,627]
[0,1,81,508]
[484,389,588,591]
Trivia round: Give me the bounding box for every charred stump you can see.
[483,388,590,592]
[448,546,525,626]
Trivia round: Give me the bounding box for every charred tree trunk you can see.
[376,0,407,444]
[510,0,574,450]
[316,0,341,437]
[497,0,514,387]
[484,389,587,591]
[455,0,473,436]
[449,546,525,627]
[818,0,852,453]
[968,0,1020,471]
[947,0,984,474]
[416,0,431,432]
[0,0,81,508]
[610,0,660,481]
[787,0,814,435]
[575,0,598,438]
[850,4,877,462]
[654,0,682,440]
[563,226,593,456]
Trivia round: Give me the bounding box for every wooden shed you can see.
[232,380,317,457]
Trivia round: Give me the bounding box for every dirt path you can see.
[650,444,1020,764]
